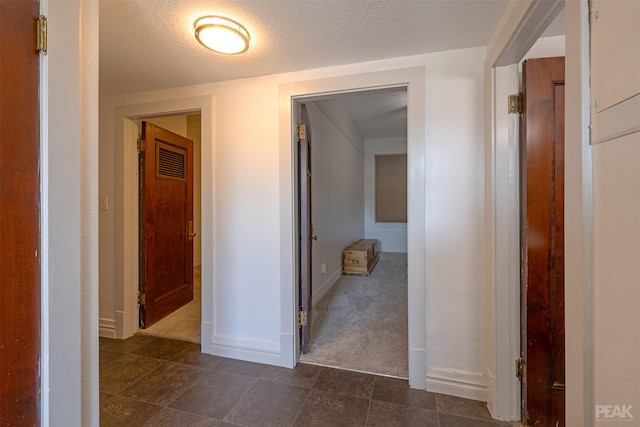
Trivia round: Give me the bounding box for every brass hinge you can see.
[137,137,146,152]
[298,123,307,140]
[188,221,196,241]
[516,357,526,383]
[298,310,308,327]
[138,292,146,307]
[508,93,524,114]
[37,16,47,55]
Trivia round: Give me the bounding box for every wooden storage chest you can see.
[342,239,380,276]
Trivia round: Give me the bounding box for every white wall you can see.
[146,115,187,135]
[593,133,640,421]
[306,101,365,305]
[521,35,566,65]
[422,47,487,397]
[364,137,408,253]
[100,46,488,399]
[591,0,640,423]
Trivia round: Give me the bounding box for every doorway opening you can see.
[134,113,203,344]
[293,87,409,378]
[486,5,566,419]
[99,95,213,353]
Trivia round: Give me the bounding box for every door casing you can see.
[103,95,212,345]
[484,0,594,423]
[279,69,426,389]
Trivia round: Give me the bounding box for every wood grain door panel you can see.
[298,104,312,354]
[521,56,565,426]
[139,122,194,328]
[0,0,41,424]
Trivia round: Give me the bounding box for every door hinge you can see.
[138,291,146,307]
[37,16,47,55]
[516,357,526,383]
[298,123,307,140]
[508,93,524,114]
[298,310,308,327]
[137,137,146,152]
[188,220,196,241]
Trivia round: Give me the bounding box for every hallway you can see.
[99,335,514,426]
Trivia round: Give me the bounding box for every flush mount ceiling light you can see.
[194,16,250,55]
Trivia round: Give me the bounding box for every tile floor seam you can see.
[155,365,213,408]
[106,364,213,408]
[220,376,262,426]
[100,337,510,427]
[289,386,311,427]
[364,392,374,426]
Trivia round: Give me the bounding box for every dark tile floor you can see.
[100,335,515,427]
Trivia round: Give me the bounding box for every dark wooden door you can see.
[298,104,312,354]
[0,0,41,424]
[139,122,194,328]
[521,57,565,426]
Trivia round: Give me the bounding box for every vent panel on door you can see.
[156,142,186,182]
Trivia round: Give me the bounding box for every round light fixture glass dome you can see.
[194,16,250,54]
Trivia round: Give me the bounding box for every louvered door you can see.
[139,121,194,327]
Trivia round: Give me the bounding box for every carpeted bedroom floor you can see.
[300,252,409,378]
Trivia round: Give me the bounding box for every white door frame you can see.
[484,0,564,417]
[278,67,427,388]
[484,0,593,423]
[291,88,409,364]
[108,96,215,354]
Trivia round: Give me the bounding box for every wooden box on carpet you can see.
[342,239,380,276]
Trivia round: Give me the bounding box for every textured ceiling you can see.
[99,0,564,140]
[99,0,511,97]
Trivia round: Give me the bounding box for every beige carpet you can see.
[299,252,409,378]
[137,267,201,343]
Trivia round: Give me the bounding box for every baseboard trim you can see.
[99,317,117,338]
[209,334,280,366]
[485,367,498,418]
[312,268,342,306]
[201,321,213,354]
[426,366,487,402]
